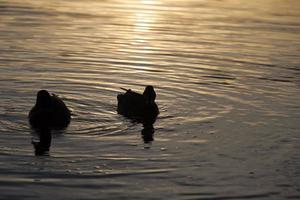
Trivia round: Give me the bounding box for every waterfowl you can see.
[117,86,159,123]
[28,90,71,130]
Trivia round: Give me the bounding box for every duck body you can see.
[28,90,71,130]
[117,86,159,123]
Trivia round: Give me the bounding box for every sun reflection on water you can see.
[140,0,156,5]
[129,0,158,71]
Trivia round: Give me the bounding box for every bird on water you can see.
[28,90,71,130]
[117,85,159,124]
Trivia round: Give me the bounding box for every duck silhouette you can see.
[28,90,71,130]
[117,86,159,123]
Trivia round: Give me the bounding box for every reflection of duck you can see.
[117,86,159,123]
[28,90,71,130]
[141,124,154,143]
[32,130,52,156]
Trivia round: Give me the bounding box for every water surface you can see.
[0,0,300,199]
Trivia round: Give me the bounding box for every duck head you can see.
[143,86,156,104]
[36,90,51,107]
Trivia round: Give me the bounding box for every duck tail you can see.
[120,87,129,91]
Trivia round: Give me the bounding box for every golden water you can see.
[0,0,300,199]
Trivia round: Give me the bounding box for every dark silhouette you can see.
[117,86,159,143]
[29,90,71,130]
[32,129,52,156]
[29,90,71,155]
[141,123,155,143]
[117,86,159,122]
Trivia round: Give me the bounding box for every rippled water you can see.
[0,0,300,199]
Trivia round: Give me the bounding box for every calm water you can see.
[0,0,300,199]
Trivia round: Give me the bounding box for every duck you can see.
[117,86,159,123]
[28,90,71,130]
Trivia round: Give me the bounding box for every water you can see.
[0,0,300,199]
